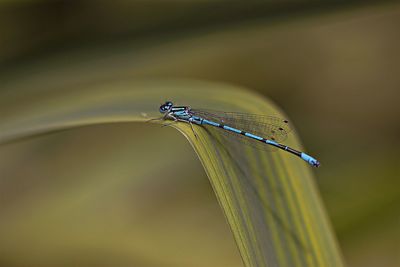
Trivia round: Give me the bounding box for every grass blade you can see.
[0,79,344,267]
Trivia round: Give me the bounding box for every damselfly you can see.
[158,101,320,167]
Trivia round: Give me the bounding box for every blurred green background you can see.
[0,1,399,266]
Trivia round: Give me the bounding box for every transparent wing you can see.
[190,109,292,142]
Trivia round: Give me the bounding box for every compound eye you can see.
[159,101,173,113]
[159,105,167,113]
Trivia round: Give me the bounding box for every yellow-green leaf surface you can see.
[0,79,344,267]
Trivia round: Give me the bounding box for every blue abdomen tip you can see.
[301,153,320,167]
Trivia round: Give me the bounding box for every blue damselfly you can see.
[158,101,320,167]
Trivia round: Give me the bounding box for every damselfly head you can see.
[159,101,173,113]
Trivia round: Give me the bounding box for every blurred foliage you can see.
[0,1,399,267]
[0,123,243,266]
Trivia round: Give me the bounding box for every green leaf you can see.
[0,79,344,267]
